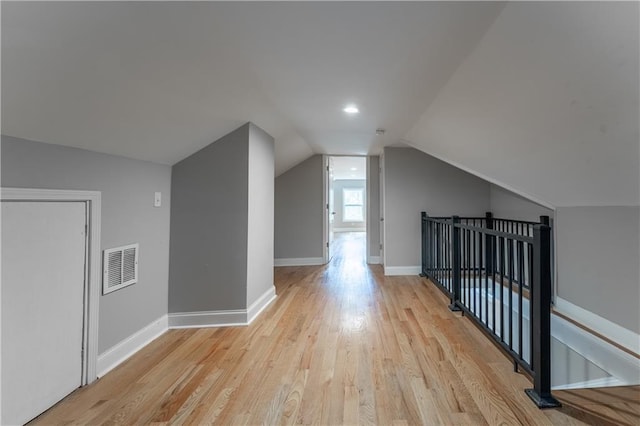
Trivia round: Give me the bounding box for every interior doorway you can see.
[325,156,367,263]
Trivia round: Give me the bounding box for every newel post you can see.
[420,212,428,277]
[525,223,561,408]
[449,216,462,312]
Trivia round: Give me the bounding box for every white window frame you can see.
[342,187,364,222]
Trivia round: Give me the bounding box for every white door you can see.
[328,157,335,260]
[324,156,335,263]
[379,156,385,265]
[2,201,87,425]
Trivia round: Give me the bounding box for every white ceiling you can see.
[1,2,505,176]
[405,1,639,207]
[330,156,366,181]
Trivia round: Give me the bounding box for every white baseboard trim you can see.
[384,266,421,276]
[96,289,278,377]
[367,256,381,265]
[168,310,247,328]
[97,314,168,378]
[554,297,640,355]
[247,286,277,324]
[552,376,625,391]
[274,257,325,267]
[551,311,640,386]
[170,287,277,329]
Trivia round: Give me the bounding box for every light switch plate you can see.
[154,192,162,207]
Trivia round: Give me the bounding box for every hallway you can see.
[30,245,639,425]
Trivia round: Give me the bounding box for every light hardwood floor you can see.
[30,233,639,425]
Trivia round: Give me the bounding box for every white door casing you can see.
[380,155,386,266]
[323,155,331,263]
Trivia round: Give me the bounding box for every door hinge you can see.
[326,203,329,210]
[380,244,383,250]
[327,242,329,248]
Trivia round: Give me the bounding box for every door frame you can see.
[380,154,386,268]
[1,187,101,385]
[322,155,330,263]
[323,155,370,264]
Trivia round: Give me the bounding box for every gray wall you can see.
[274,155,323,260]
[383,147,491,268]
[332,179,366,231]
[556,206,640,333]
[169,124,249,312]
[246,124,275,305]
[489,184,554,222]
[1,136,171,353]
[367,156,381,261]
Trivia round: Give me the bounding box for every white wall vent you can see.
[103,243,139,294]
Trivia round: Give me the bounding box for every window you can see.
[343,188,364,222]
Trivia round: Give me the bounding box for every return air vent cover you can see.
[103,243,139,294]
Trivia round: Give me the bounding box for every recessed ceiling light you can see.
[343,104,359,114]
[350,167,357,171]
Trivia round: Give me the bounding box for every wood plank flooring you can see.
[30,233,639,425]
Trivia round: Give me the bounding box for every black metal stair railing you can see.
[421,211,560,409]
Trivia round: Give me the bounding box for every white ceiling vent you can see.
[103,243,139,294]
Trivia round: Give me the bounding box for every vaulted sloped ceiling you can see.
[3,2,637,208]
[1,1,504,176]
[405,1,639,207]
